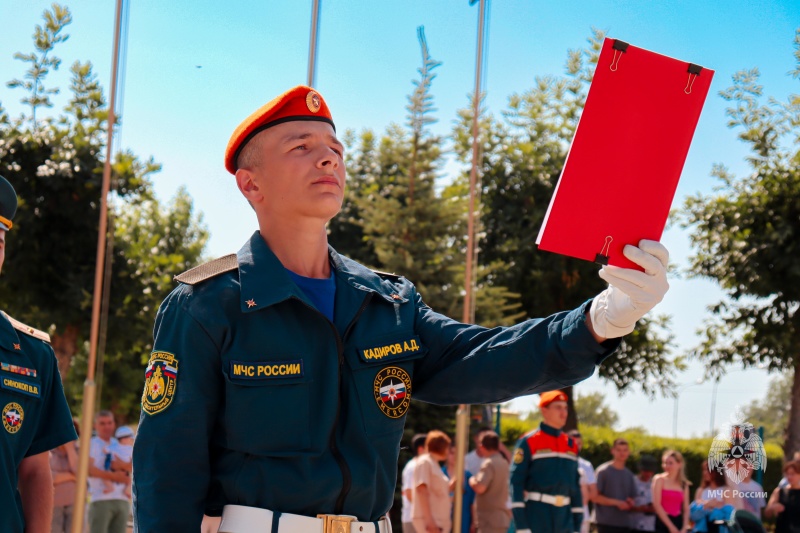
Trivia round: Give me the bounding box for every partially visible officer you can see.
[510,390,584,533]
[132,86,670,533]
[0,175,78,533]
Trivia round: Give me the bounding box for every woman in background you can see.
[652,450,691,533]
[413,431,454,533]
[50,419,80,533]
[765,460,800,532]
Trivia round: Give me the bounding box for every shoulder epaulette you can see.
[174,254,238,285]
[2,312,51,343]
[372,269,403,282]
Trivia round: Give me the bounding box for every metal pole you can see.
[454,1,487,531]
[672,395,679,439]
[71,0,124,531]
[307,0,321,87]
[709,379,719,436]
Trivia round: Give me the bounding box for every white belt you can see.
[219,505,392,533]
[524,492,571,507]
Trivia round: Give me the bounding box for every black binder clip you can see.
[610,40,629,72]
[594,235,613,265]
[685,63,703,94]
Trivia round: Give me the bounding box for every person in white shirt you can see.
[88,411,130,533]
[402,434,427,533]
[568,429,597,533]
[736,469,766,518]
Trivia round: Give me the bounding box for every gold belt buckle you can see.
[317,514,355,533]
[554,495,566,507]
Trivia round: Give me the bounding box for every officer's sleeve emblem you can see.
[142,351,179,415]
[514,447,525,464]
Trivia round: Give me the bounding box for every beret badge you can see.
[306,91,322,113]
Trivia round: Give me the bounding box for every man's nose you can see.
[316,147,339,168]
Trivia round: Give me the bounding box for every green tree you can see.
[680,29,800,459]
[451,30,680,429]
[574,391,619,429]
[744,372,792,444]
[0,5,208,421]
[6,3,71,124]
[682,30,800,457]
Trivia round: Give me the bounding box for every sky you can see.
[1,0,799,439]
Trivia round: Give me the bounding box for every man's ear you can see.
[235,168,264,204]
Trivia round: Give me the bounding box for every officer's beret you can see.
[0,175,18,231]
[224,85,335,175]
[539,390,568,407]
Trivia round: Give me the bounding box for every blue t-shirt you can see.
[286,268,336,322]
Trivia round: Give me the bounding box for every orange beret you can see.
[224,85,335,174]
[539,390,568,407]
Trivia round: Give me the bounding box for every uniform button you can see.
[391,294,401,300]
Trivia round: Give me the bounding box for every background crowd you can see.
[396,391,800,533]
[49,410,134,533]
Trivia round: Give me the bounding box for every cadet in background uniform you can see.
[0,175,78,533]
[511,391,584,533]
[132,86,670,533]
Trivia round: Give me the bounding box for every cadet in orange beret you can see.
[510,390,584,533]
[132,86,670,533]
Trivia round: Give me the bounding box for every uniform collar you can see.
[539,422,563,437]
[0,312,23,352]
[237,231,408,313]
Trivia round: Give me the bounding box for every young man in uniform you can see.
[132,86,670,532]
[510,390,584,533]
[0,175,78,533]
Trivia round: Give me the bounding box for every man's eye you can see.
[294,145,307,151]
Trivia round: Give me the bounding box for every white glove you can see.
[589,239,669,339]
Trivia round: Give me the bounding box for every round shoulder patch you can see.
[3,402,24,433]
[142,351,179,415]
[514,447,525,464]
[373,366,412,419]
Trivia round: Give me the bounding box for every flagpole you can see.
[454,1,487,531]
[307,0,321,87]
[71,0,124,531]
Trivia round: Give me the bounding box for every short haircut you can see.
[478,431,500,451]
[425,430,451,455]
[95,410,114,421]
[411,433,427,455]
[236,132,265,170]
[612,438,629,447]
[784,460,800,474]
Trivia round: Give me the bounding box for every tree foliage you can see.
[451,29,679,410]
[680,29,800,459]
[0,4,208,421]
[573,391,619,429]
[744,372,792,444]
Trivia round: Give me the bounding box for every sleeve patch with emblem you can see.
[142,351,179,415]
[514,448,525,464]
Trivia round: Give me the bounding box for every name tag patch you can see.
[1,377,40,398]
[360,336,423,363]
[230,360,304,380]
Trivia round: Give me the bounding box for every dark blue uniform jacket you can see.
[0,312,76,533]
[132,231,617,532]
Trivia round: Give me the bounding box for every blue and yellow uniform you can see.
[510,422,583,533]
[0,175,77,533]
[132,232,617,531]
[0,313,77,532]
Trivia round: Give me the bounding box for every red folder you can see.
[536,38,713,270]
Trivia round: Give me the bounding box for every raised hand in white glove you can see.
[589,239,669,339]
